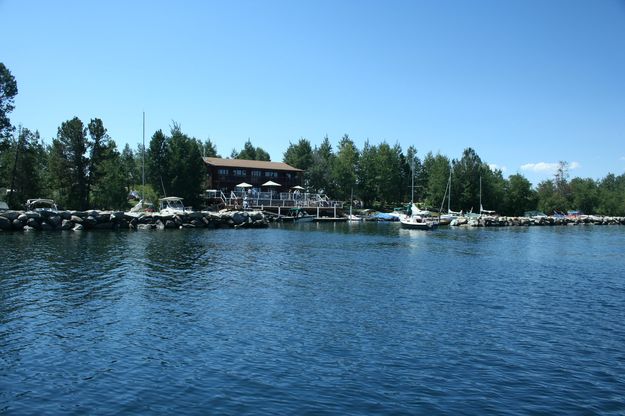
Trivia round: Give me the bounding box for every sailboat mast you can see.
[448,165,451,213]
[479,175,482,215]
[142,112,145,201]
[410,159,415,204]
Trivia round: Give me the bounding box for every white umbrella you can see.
[262,181,280,204]
[262,181,281,187]
[236,182,253,188]
[291,185,304,190]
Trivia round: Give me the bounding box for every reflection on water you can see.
[1,225,625,414]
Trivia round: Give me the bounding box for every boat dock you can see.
[206,190,347,221]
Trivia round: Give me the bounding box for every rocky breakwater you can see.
[0,209,268,232]
[451,215,625,227]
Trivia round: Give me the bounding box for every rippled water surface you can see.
[1,224,625,415]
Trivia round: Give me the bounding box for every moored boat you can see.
[26,198,58,212]
[400,203,437,230]
[159,197,188,215]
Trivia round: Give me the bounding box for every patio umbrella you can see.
[262,181,281,203]
[236,182,253,188]
[291,185,304,190]
[262,181,281,187]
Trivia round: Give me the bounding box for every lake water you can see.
[1,223,624,415]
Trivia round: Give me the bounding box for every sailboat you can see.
[347,188,363,222]
[400,160,437,230]
[479,175,496,219]
[439,165,463,225]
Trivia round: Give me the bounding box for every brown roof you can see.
[203,157,303,172]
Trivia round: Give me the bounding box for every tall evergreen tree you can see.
[358,140,378,207]
[283,138,314,171]
[0,127,47,208]
[196,138,219,158]
[86,118,112,208]
[375,142,403,206]
[233,139,270,161]
[332,135,359,200]
[307,136,335,194]
[453,148,483,212]
[147,129,170,196]
[0,63,18,148]
[168,125,205,207]
[423,152,450,210]
[49,117,89,209]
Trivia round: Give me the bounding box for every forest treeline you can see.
[1,62,625,215]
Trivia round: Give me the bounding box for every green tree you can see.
[197,138,220,158]
[332,135,359,200]
[90,142,128,210]
[121,143,138,191]
[403,146,424,204]
[503,174,536,216]
[283,138,314,171]
[357,140,378,207]
[233,139,270,161]
[375,142,403,206]
[569,177,598,214]
[452,148,483,213]
[49,117,89,209]
[86,118,113,208]
[423,152,450,210]
[596,174,625,216]
[0,127,47,208]
[307,136,335,194]
[0,63,18,147]
[480,166,506,214]
[147,129,170,195]
[536,179,567,214]
[167,126,205,208]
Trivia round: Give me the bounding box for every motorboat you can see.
[26,199,58,212]
[159,197,188,215]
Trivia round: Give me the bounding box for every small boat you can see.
[287,208,315,222]
[400,214,437,230]
[400,203,437,230]
[347,214,363,222]
[159,197,188,215]
[26,199,58,212]
[313,216,348,222]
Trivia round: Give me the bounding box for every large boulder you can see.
[26,217,41,230]
[12,219,24,230]
[61,219,74,230]
[0,216,11,230]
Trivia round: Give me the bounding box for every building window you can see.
[264,171,278,178]
[251,170,261,177]
[234,169,246,176]
[218,168,229,175]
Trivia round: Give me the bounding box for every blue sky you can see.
[2,0,625,185]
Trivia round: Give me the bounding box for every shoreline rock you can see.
[0,209,269,232]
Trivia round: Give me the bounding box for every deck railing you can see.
[221,191,344,209]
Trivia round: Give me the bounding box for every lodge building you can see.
[203,157,304,193]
